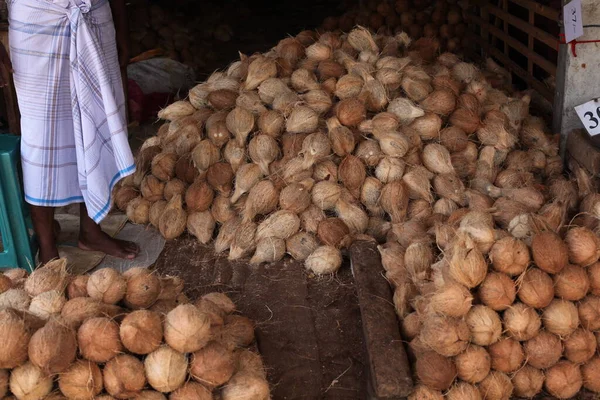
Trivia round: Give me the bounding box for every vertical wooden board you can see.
[349,241,413,399]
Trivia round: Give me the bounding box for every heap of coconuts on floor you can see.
[0,259,269,399]
[114,23,600,399]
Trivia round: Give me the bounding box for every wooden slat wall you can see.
[466,0,560,103]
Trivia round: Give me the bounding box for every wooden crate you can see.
[465,0,560,103]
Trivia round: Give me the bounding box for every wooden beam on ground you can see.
[349,241,413,399]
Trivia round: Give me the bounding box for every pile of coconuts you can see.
[115,25,513,276]
[0,258,269,400]
[320,0,476,57]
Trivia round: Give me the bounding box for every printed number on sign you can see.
[575,99,600,136]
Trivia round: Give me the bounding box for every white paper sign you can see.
[575,98,600,136]
[564,0,584,43]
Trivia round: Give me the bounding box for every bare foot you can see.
[78,228,139,259]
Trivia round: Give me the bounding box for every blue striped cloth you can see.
[8,0,135,222]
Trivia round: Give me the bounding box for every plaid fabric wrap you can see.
[8,0,135,223]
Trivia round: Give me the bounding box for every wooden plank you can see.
[503,0,509,59]
[507,0,559,20]
[566,129,600,175]
[472,34,554,102]
[528,9,534,75]
[470,14,557,76]
[349,241,413,399]
[486,3,558,49]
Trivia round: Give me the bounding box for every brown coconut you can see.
[0,309,31,368]
[420,315,469,357]
[103,354,146,399]
[28,318,77,374]
[478,272,516,311]
[542,299,579,337]
[59,360,103,399]
[415,351,456,391]
[428,282,473,317]
[9,362,53,400]
[455,345,491,384]
[489,237,529,276]
[186,180,214,213]
[553,264,590,301]
[151,153,177,182]
[466,305,502,346]
[530,232,569,274]
[566,227,600,266]
[544,361,582,399]
[488,338,524,373]
[124,268,160,309]
[145,345,187,393]
[524,331,563,369]
[170,382,212,400]
[578,295,600,331]
[141,175,165,202]
[517,268,554,309]
[164,304,211,354]
[564,328,596,364]
[78,317,122,363]
[87,268,126,305]
[336,98,367,127]
[478,371,514,400]
[503,303,541,341]
[119,310,163,355]
[190,341,235,389]
[512,365,544,398]
[582,356,600,393]
[127,197,151,224]
[24,258,68,297]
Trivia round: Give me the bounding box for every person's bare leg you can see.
[78,203,139,259]
[30,205,59,264]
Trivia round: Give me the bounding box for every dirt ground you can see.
[155,235,368,400]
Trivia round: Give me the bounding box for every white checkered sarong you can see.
[8,0,135,223]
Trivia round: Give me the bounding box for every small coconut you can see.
[187,211,215,245]
[503,303,541,341]
[380,181,410,224]
[488,337,524,373]
[338,155,366,198]
[189,341,235,389]
[578,295,600,331]
[119,310,163,355]
[300,205,326,234]
[175,154,199,184]
[317,218,350,248]
[544,361,582,399]
[127,197,151,224]
[164,304,211,354]
[28,290,66,320]
[466,305,502,346]
[9,362,53,400]
[517,268,554,309]
[61,297,112,329]
[28,318,77,374]
[279,183,311,214]
[455,345,491,384]
[250,237,286,265]
[478,371,513,400]
[284,232,318,261]
[78,317,122,363]
[433,174,466,206]
[420,89,456,115]
[163,179,186,202]
[336,98,367,127]
[124,268,160,310]
[144,346,188,393]
[305,246,343,275]
[449,242,487,289]
[243,180,279,223]
[228,221,257,261]
[554,264,590,301]
[511,365,544,398]
[408,385,443,400]
[206,163,234,197]
[582,356,600,393]
[24,258,68,297]
[218,315,255,350]
[542,299,579,337]
[524,331,563,369]
[186,180,214,213]
[400,312,421,341]
[114,186,139,211]
[148,200,167,228]
[221,372,270,400]
[478,272,516,311]
[151,153,177,182]
[231,164,263,204]
[103,354,146,399]
[376,157,406,184]
[564,328,596,364]
[566,227,600,266]
[0,309,31,368]
[286,106,319,134]
[428,282,472,317]
[58,360,103,399]
[255,210,300,242]
[158,101,195,120]
[258,110,284,138]
[489,237,529,276]
[415,351,456,391]
[87,268,126,305]
[378,132,411,158]
[170,382,212,400]
[420,315,469,357]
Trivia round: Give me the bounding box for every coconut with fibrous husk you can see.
[433,173,466,206]
[24,258,68,297]
[61,297,116,329]
[186,211,215,245]
[186,180,214,213]
[123,268,160,310]
[286,232,319,261]
[392,220,428,248]
[380,180,410,224]
[360,177,383,216]
[151,153,177,182]
[202,292,235,316]
[466,305,502,346]
[503,302,541,341]
[305,246,342,275]
[255,210,300,242]
[338,155,366,198]
[378,131,411,158]
[28,318,77,374]
[231,164,262,205]
[158,101,195,121]
[66,275,88,299]
[401,76,433,102]
[578,295,600,331]
[103,354,146,399]
[217,314,255,351]
[408,385,443,400]
[221,371,270,400]
[446,382,481,400]
[206,162,234,197]
[311,181,342,212]
[455,344,491,384]
[164,304,211,354]
[476,270,515,311]
[428,282,472,317]
[140,175,165,202]
[194,298,225,327]
[114,185,139,211]
[588,262,600,295]
[524,330,563,369]
[279,183,310,214]
[458,211,495,253]
[420,89,456,115]
[478,371,513,400]
[228,221,257,261]
[58,359,103,399]
[163,179,186,202]
[317,218,351,249]
[87,268,126,305]
[400,166,432,203]
[375,157,405,184]
[313,160,338,183]
[544,361,582,399]
[405,242,433,282]
[0,309,31,368]
[401,312,421,341]
[488,337,524,373]
[190,341,235,389]
[214,217,241,254]
[565,227,600,267]
[144,345,188,393]
[170,382,212,400]
[489,237,529,276]
[415,351,456,391]
[422,144,454,175]
[449,237,487,289]
[582,356,600,393]
[511,365,544,398]
[119,310,162,355]
[563,328,596,364]
[242,180,279,223]
[28,290,65,320]
[542,299,579,337]
[126,197,151,225]
[157,276,183,302]
[9,362,53,400]
[517,268,554,309]
[553,264,589,301]
[531,231,568,274]
[409,112,442,141]
[78,317,122,363]
[449,108,480,134]
[250,237,286,265]
[420,315,469,356]
[285,106,319,134]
